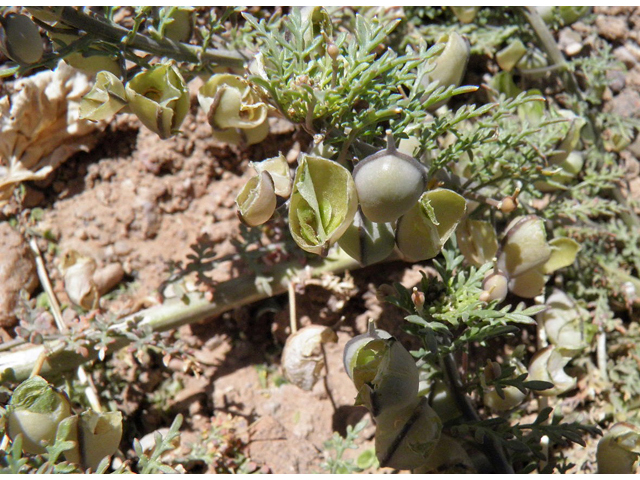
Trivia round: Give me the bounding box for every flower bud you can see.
[0,13,43,65]
[198,74,269,146]
[6,376,72,454]
[353,133,427,223]
[395,188,466,262]
[597,422,640,474]
[338,210,395,266]
[125,64,189,139]
[528,346,576,396]
[288,153,358,256]
[495,39,527,72]
[456,218,498,267]
[62,410,123,471]
[281,325,338,391]
[516,48,548,77]
[80,71,128,122]
[236,171,277,227]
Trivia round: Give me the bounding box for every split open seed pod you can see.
[62,410,123,471]
[338,210,395,266]
[6,376,72,455]
[125,64,189,139]
[497,216,551,278]
[539,290,593,357]
[80,71,128,122]
[198,73,269,146]
[528,346,576,397]
[597,422,640,474]
[281,324,337,391]
[422,31,470,95]
[251,153,292,198]
[456,218,498,267]
[396,188,466,262]
[353,134,427,224]
[236,171,277,227]
[288,153,358,255]
[375,397,442,470]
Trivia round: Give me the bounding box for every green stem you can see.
[32,6,247,69]
[0,249,360,382]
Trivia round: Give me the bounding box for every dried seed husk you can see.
[528,346,576,397]
[251,153,292,198]
[59,250,99,310]
[288,153,358,255]
[281,325,337,391]
[80,71,128,122]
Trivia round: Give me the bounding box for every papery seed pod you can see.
[251,153,292,198]
[541,237,580,274]
[288,153,358,256]
[80,71,128,122]
[450,7,480,24]
[413,434,475,474]
[508,267,546,299]
[422,31,470,98]
[353,133,427,223]
[299,6,333,44]
[0,13,43,65]
[161,7,194,43]
[548,112,586,166]
[338,210,395,266]
[236,171,277,227]
[281,325,338,391]
[64,52,122,77]
[6,376,72,455]
[497,216,551,278]
[528,346,576,397]
[597,422,640,474]
[481,360,527,412]
[495,40,527,72]
[375,397,442,470]
[395,188,466,262]
[62,410,123,471]
[125,64,189,139]
[198,73,269,146]
[456,218,498,267]
[539,290,592,357]
[427,380,462,423]
[59,250,100,310]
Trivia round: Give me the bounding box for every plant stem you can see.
[32,6,247,69]
[0,249,360,382]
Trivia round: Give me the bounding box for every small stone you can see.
[596,16,628,42]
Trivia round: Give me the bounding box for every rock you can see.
[596,16,629,42]
[0,223,39,327]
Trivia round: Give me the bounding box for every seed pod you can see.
[528,346,576,397]
[6,376,72,455]
[59,250,100,310]
[80,71,128,122]
[125,64,189,139]
[456,218,498,267]
[395,188,466,262]
[338,210,395,266]
[497,216,551,278]
[353,134,427,223]
[161,7,194,43]
[481,360,527,412]
[496,40,527,72]
[251,153,292,198]
[281,324,337,391]
[539,290,592,357]
[288,153,358,255]
[597,422,640,474]
[413,434,475,474]
[375,397,442,470]
[198,74,269,146]
[508,267,546,299]
[423,31,470,95]
[236,171,277,227]
[0,13,43,65]
[427,380,462,423]
[62,410,123,471]
[450,7,480,24]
